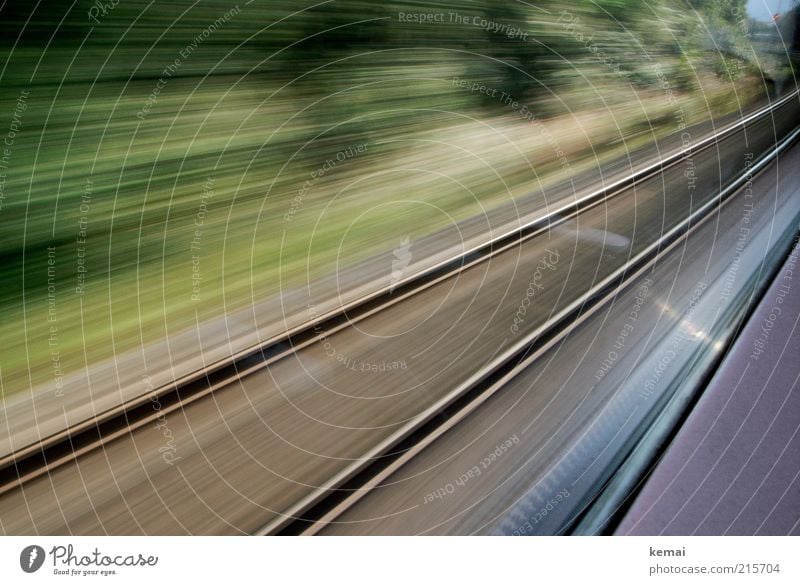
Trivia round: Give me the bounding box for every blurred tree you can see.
[479,1,547,103]
[590,0,647,23]
[686,0,747,23]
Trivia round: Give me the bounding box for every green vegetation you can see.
[0,0,795,397]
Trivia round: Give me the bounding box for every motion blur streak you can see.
[0,0,798,535]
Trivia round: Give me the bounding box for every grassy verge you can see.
[0,0,791,398]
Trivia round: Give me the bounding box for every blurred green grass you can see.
[0,0,793,397]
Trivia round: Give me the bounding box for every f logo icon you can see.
[19,545,46,573]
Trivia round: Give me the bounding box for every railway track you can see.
[270,119,800,536]
[1,90,799,530]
